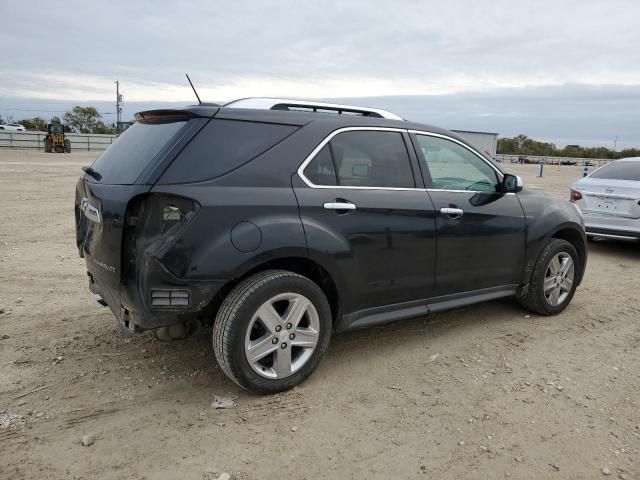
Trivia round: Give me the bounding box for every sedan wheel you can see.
[543,253,574,307]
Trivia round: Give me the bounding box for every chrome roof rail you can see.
[223,97,404,120]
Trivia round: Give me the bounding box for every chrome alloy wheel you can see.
[544,252,575,307]
[244,293,320,379]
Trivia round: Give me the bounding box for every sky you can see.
[1,0,639,148]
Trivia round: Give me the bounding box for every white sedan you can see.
[570,157,640,240]
[0,123,25,131]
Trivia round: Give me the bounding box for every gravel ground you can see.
[0,150,639,480]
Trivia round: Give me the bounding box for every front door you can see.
[411,132,526,297]
[293,128,437,315]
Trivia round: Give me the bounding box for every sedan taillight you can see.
[570,189,582,202]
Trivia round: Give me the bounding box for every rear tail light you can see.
[570,189,582,202]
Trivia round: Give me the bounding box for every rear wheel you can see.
[45,140,53,153]
[64,139,71,153]
[519,239,579,315]
[213,270,332,394]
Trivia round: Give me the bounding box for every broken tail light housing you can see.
[123,194,199,280]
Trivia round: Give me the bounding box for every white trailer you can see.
[452,130,498,158]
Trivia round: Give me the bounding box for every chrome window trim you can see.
[297,126,427,192]
[297,126,507,193]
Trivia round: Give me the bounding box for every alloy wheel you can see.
[244,292,320,379]
[543,252,575,307]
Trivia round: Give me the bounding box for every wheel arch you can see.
[208,256,341,327]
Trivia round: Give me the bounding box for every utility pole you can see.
[613,135,618,152]
[114,80,122,125]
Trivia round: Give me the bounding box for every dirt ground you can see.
[1,149,639,480]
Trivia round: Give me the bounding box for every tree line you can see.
[1,106,116,134]
[498,134,640,159]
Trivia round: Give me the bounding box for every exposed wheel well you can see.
[206,257,340,325]
[551,228,586,282]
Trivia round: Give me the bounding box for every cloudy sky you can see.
[1,0,639,147]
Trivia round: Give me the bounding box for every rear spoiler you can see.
[134,105,220,124]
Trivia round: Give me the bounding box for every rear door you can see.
[411,132,526,297]
[293,128,437,316]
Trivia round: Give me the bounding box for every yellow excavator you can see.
[44,124,71,153]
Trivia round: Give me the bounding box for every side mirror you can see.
[503,174,523,193]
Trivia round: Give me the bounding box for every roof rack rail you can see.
[223,97,404,120]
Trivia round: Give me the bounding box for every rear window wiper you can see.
[82,166,102,181]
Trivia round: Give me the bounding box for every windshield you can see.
[88,121,186,184]
[590,161,640,181]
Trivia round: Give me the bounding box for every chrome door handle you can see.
[440,207,463,218]
[323,202,356,211]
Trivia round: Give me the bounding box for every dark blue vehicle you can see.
[75,98,587,393]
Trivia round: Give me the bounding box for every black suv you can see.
[75,98,587,393]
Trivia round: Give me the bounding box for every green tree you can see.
[63,106,102,133]
[93,121,116,135]
[497,135,638,159]
[19,117,48,131]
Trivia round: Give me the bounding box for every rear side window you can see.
[590,161,640,181]
[304,130,415,188]
[160,119,297,184]
[89,121,186,184]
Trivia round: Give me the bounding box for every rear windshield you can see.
[88,121,186,184]
[590,161,640,181]
[159,119,297,184]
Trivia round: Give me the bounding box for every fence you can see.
[495,154,611,167]
[0,131,117,151]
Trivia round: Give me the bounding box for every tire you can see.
[45,140,53,153]
[213,269,332,394]
[519,239,580,316]
[64,140,71,153]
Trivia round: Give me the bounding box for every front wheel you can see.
[519,239,580,315]
[213,270,332,394]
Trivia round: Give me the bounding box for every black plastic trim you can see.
[336,285,519,331]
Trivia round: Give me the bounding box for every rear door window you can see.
[160,119,297,184]
[89,121,187,184]
[303,145,338,186]
[303,130,415,188]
